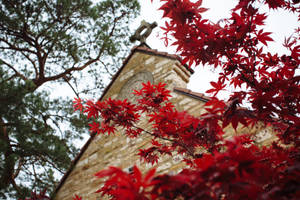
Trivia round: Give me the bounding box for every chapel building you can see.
[53,44,274,200]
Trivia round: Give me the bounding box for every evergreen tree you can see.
[0,0,140,198]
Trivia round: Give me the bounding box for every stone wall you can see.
[54,50,276,200]
[54,50,194,199]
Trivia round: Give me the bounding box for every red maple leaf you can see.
[206,81,226,96]
[256,30,274,46]
[73,98,83,112]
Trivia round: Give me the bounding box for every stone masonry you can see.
[53,46,276,200]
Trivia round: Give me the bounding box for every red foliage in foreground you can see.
[74,80,299,199]
[72,0,299,199]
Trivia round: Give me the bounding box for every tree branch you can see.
[99,60,114,77]
[0,74,18,85]
[0,58,28,81]
[12,157,24,180]
[19,51,38,77]
[131,125,196,158]
[11,178,22,197]
[63,76,80,98]
[0,118,16,191]
[39,13,121,85]
[0,38,36,54]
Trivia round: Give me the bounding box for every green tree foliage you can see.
[0,0,140,198]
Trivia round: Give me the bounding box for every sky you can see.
[49,0,299,100]
[45,0,299,184]
[134,0,299,97]
[49,0,298,149]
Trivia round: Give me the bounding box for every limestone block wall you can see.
[54,50,277,200]
[54,51,195,200]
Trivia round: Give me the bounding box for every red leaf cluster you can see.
[72,195,82,200]
[83,98,140,136]
[133,82,172,112]
[72,0,300,199]
[150,139,300,200]
[94,166,157,200]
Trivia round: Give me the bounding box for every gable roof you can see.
[98,44,193,101]
[53,44,202,197]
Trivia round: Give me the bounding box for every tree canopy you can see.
[74,0,299,199]
[0,0,140,198]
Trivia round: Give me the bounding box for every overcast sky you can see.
[134,0,299,97]
[53,0,299,155]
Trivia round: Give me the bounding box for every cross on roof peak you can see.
[130,20,157,44]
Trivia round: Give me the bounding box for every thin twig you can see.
[0,59,28,81]
[131,124,196,158]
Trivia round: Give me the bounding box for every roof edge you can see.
[173,87,211,102]
[134,45,194,74]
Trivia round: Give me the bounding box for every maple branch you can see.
[224,51,257,88]
[131,125,196,158]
